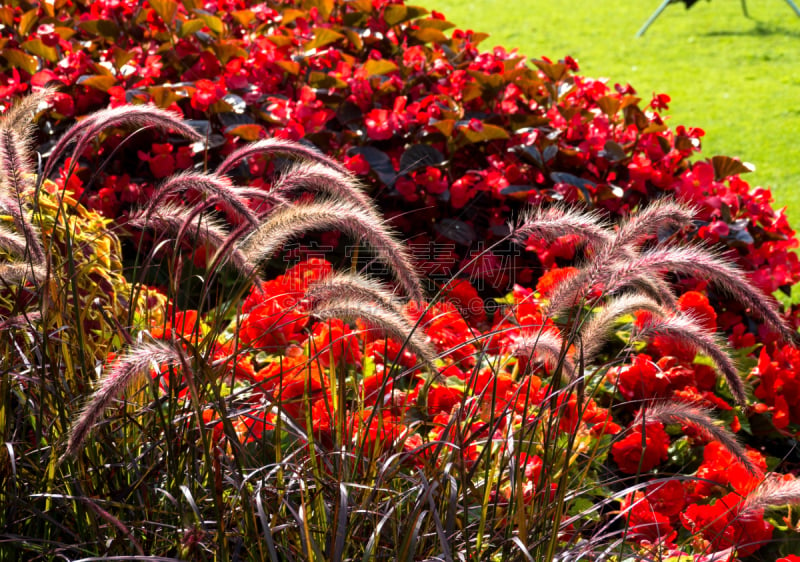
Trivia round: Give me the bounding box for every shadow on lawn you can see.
[703,21,800,39]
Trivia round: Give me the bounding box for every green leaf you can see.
[78,19,120,39]
[149,0,178,25]
[303,28,344,51]
[178,18,205,37]
[533,59,567,82]
[1,49,38,75]
[383,4,408,26]
[458,122,509,144]
[595,95,621,117]
[362,59,398,77]
[225,124,265,141]
[308,71,347,89]
[711,155,755,180]
[54,26,76,41]
[432,119,455,137]
[230,9,255,26]
[383,4,428,26]
[341,28,363,50]
[0,6,14,27]
[418,18,455,31]
[408,27,447,44]
[78,75,117,92]
[22,39,58,63]
[275,60,300,75]
[111,46,134,69]
[306,0,334,20]
[18,8,38,37]
[212,41,247,64]
[196,11,224,35]
[148,86,181,108]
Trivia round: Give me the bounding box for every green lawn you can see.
[425,0,800,225]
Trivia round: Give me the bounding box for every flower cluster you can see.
[3,1,800,560]
[1,0,796,316]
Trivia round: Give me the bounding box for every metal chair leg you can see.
[636,0,673,37]
[784,0,800,17]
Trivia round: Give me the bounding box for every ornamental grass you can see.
[2,1,800,561]
[0,86,796,561]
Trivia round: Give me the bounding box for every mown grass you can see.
[425,0,800,226]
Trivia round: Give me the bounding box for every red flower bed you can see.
[2,0,796,303]
[4,0,800,559]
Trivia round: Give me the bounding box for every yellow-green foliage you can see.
[1,180,166,371]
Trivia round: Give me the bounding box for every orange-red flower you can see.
[305,318,362,368]
[681,492,772,557]
[611,421,670,474]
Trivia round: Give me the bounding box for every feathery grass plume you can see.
[631,312,747,405]
[543,263,679,319]
[127,202,254,278]
[612,199,697,250]
[540,201,695,318]
[271,161,378,218]
[604,244,797,344]
[216,137,351,176]
[0,222,29,258]
[580,294,667,364]
[228,186,288,210]
[0,129,45,263]
[310,298,437,373]
[238,199,423,302]
[0,311,41,331]
[511,203,612,251]
[64,339,184,458]
[0,262,46,285]
[0,86,56,132]
[636,401,760,477]
[305,271,406,316]
[610,273,678,310]
[508,329,574,377]
[146,172,260,226]
[741,475,800,514]
[41,105,203,181]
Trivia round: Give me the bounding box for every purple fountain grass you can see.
[237,199,424,302]
[0,87,55,132]
[741,474,800,514]
[41,105,203,182]
[543,263,679,319]
[146,172,260,227]
[0,129,45,263]
[538,201,695,318]
[305,271,406,316]
[611,199,697,250]
[0,310,41,331]
[609,274,678,310]
[0,222,30,259]
[580,294,668,365]
[636,401,760,477]
[127,202,255,279]
[0,262,46,284]
[270,161,378,218]
[216,137,350,177]
[310,298,437,374]
[64,339,184,458]
[508,328,574,378]
[604,244,796,344]
[631,311,747,405]
[228,186,288,213]
[511,203,612,251]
